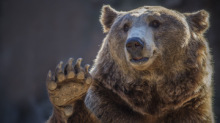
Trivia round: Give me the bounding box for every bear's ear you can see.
[100,5,118,33]
[184,10,210,34]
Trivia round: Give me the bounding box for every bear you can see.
[46,5,214,123]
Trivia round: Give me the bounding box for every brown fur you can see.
[47,5,214,123]
[86,5,214,122]
[47,100,99,123]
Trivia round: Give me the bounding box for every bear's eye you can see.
[123,24,130,32]
[149,20,160,28]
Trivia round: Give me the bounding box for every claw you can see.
[56,61,63,72]
[75,58,84,79]
[65,58,75,79]
[68,58,74,65]
[84,64,90,73]
[47,70,52,81]
[55,61,66,82]
[47,70,57,90]
[84,64,92,84]
[65,58,74,71]
[76,58,83,68]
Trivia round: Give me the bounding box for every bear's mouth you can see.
[130,57,149,64]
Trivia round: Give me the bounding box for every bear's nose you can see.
[126,37,144,53]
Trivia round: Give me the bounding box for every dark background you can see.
[0,0,219,123]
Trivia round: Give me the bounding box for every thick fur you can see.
[86,5,214,123]
[47,5,214,123]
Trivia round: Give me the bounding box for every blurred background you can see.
[0,0,219,122]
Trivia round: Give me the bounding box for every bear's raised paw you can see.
[46,58,92,109]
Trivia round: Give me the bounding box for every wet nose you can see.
[126,37,144,53]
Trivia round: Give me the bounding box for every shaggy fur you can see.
[47,5,214,123]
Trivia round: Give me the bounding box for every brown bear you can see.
[46,5,214,123]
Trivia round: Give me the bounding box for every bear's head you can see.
[99,5,209,71]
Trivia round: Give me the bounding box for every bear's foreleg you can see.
[46,58,99,123]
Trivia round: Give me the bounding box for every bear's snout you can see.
[125,37,154,65]
[126,37,144,55]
